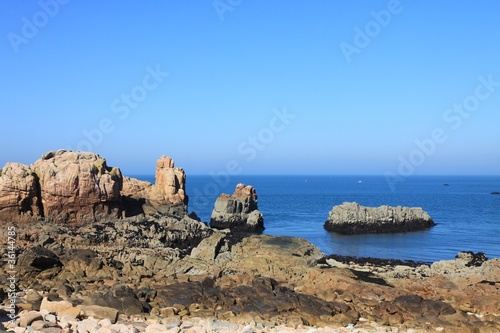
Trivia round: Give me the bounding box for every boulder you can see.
[121,155,188,218]
[40,297,73,315]
[83,284,145,316]
[210,184,264,232]
[32,150,123,224]
[19,312,43,327]
[324,202,435,234]
[17,247,62,277]
[0,162,42,222]
[1,151,192,223]
[79,305,119,323]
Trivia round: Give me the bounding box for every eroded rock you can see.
[324,202,435,234]
[210,184,264,232]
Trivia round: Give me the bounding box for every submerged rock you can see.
[210,183,264,232]
[324,202,435,234]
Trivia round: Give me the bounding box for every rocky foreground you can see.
[1,151,499,333]
[1,226,499,333]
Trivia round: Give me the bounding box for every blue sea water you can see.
[135,175,500,263]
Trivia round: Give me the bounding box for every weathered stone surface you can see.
[0,162,42,222]
[210,184,264,232]
[1,151,192,224]
[324,202,435,234]
[79,305,119,323]
[83,284,145,316]
[40,297,73,315]
[32,150,123,224]
[121,155,188,218]
[152,155,187,206]
[19,312,43,327]
[17,246,62,278]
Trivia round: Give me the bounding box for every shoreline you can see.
[1,221,499,332]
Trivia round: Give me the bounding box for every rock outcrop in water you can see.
[210,183,264,232]
[324,202,435,234]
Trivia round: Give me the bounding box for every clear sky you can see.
[1,1,499,176]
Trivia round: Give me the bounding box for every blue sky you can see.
[1,1,499,176]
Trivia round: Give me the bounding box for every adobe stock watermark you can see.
[191,106,296,207]
[68,65,168,152]
[339,0,405,64]
[5,226,18,323]
[385,74,499,191]
[7,0,70,54]
[213,0,243,21]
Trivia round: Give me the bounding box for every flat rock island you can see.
[324,202,435,234]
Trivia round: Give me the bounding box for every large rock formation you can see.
[32,150,123,224]
[210,183,264,232]
[0,162,43,222]
[121,155,188,218]
[0,150,190,223]
[324,202,435,234]
[0,150,123,224]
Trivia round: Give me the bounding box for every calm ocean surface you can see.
[135,175,500,263]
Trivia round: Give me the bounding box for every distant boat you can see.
[491,191,500,195]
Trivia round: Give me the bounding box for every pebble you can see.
[145,323,169,333]
[77,318,100,333]
[45,314,58,324]
[241,325,254,333]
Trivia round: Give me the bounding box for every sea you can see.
[134,175,500,263]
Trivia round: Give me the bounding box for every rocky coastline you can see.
[1,151,499,333]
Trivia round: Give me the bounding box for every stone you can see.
[121,155,188,218]
[40,297,73,315]
[152,155,187,206]
[26,289,43,303]
[44,314,57,324]
[77,318,100,333]
[161,317,181,329]
[240,325,254,333]
[107,323,130,332]
[56,284,74,298]
[96,328,118,333]
[0,162,42,222]
[210,183,264,232]
[98,319,113,327]
[19,312,43,327]
[190,233,227,261]
[31,150,123,224]
[79,305,119,323]
[83,284,144,316]
[17,247,62,272]
[30,320,47,330]
[145,323,169,333]
[324,202,435,234]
